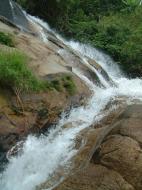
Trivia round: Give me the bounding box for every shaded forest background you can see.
[16,0,142,77]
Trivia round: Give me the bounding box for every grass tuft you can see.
[0,50,46,93]
[62,75,76,95]
[50,80,62,91]
[0,50,76,96]
[0,32,15,47]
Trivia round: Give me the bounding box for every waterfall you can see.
[1,11,142,190]
[27,14,49,42]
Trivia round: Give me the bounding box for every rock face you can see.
[55,104,142,190]
[0,0,30,30]
[0,19,91,161]
[0,0,13,21]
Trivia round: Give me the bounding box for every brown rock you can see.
[55,164,134,190]
[55,104,142,190]
[0,19,91,156]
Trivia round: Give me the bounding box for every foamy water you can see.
[1,13,142,190]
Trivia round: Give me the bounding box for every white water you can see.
[1,13,142,190]
[27,14,49,42]
[82,57,110,88]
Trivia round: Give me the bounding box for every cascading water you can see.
[67,41,123,80]
[27,14,49,42]
[1,11,142,190]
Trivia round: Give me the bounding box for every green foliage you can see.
[93,8,142,76]
[62,75,76,95]
[50,80,61,91]
[43,75,76,95]
[0,32,15,47]
[122,0,141,6]
[17,0,142,76]
[0,50,46,92]
[63,80,76,95]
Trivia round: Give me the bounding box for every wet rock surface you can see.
[0,19,91,162]
[0,0,29,30]
[55,104,142,190]
[0,78,90,159]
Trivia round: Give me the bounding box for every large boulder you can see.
[55,104,142,190]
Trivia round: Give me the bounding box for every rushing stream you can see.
[1,10,142,190]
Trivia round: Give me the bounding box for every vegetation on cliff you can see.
[17,0,142,77]
[0,49,76,95]
[0,50,46,93]
[0,31,15,47]
[0,30,77,95]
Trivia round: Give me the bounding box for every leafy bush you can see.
[93,8,142,76]
[0,50,46,93]
[0,32,15,47]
